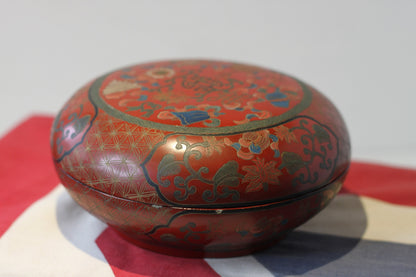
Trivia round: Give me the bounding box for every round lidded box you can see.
[51,60,350,258]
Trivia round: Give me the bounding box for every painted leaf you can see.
[313,124,330,143]
[202,136,224,156]
[201,161,242,202]
[279,152,305,174]
[213,161,242,189]
[70,115,91,139]
[273,125,297,143]
[157,153,181,187]
[172,110,210,125]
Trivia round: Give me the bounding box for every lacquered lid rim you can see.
[59,166,348,211]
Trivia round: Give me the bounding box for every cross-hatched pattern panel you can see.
[60,113,166,204]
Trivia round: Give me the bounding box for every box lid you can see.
[51,60,350,208]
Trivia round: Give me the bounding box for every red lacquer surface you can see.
[51,60,350,257]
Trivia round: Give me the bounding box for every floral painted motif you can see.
[202,136,224,157]
[273,125,298,143]
[224,130,271,160]
[150,136,243,205]
[239,130,271,156]
[93,60,309,132]
[224,124,299,160]
[242,157,282,192]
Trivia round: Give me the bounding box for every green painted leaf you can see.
[313,124,330,143]
[279,152,305,174]
[71,115,91,139]
[157,154,181,187]
[213,161,242,188]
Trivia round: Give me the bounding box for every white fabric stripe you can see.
[205,255,274,277]
[361,196,416,244]
[0,186,114,277]
[56,188,108,261]
[297,194,416,245]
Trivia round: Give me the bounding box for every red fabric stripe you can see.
[96,228,220,277]
[0,115,60,237]
[341,161,416,206]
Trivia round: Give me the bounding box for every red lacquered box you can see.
[51,60,350,258]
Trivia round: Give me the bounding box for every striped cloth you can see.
[1,116,415,277]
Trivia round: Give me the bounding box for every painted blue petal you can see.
[266,88,287,100]
[269,134,279,142]
[231,143,241,151]
[248,84,257,89]
[172,110,210,125]
[274,149,280,158]
[271,100,289,108]
[235,107,244,111]
[152,82,159,86]
[249,143,262,154]
[137,95,148,101]
[246,114,257,119]
[121,74,133,79]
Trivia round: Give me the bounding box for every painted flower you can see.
[237,130,270,160]
[224,130,274,160]
[270,138,280,158]
[273,125,297,143]
[145,67,175,79]
[202,136,224,157]
[242,157,282,192]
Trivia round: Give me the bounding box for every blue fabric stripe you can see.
[254,231,416,276]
